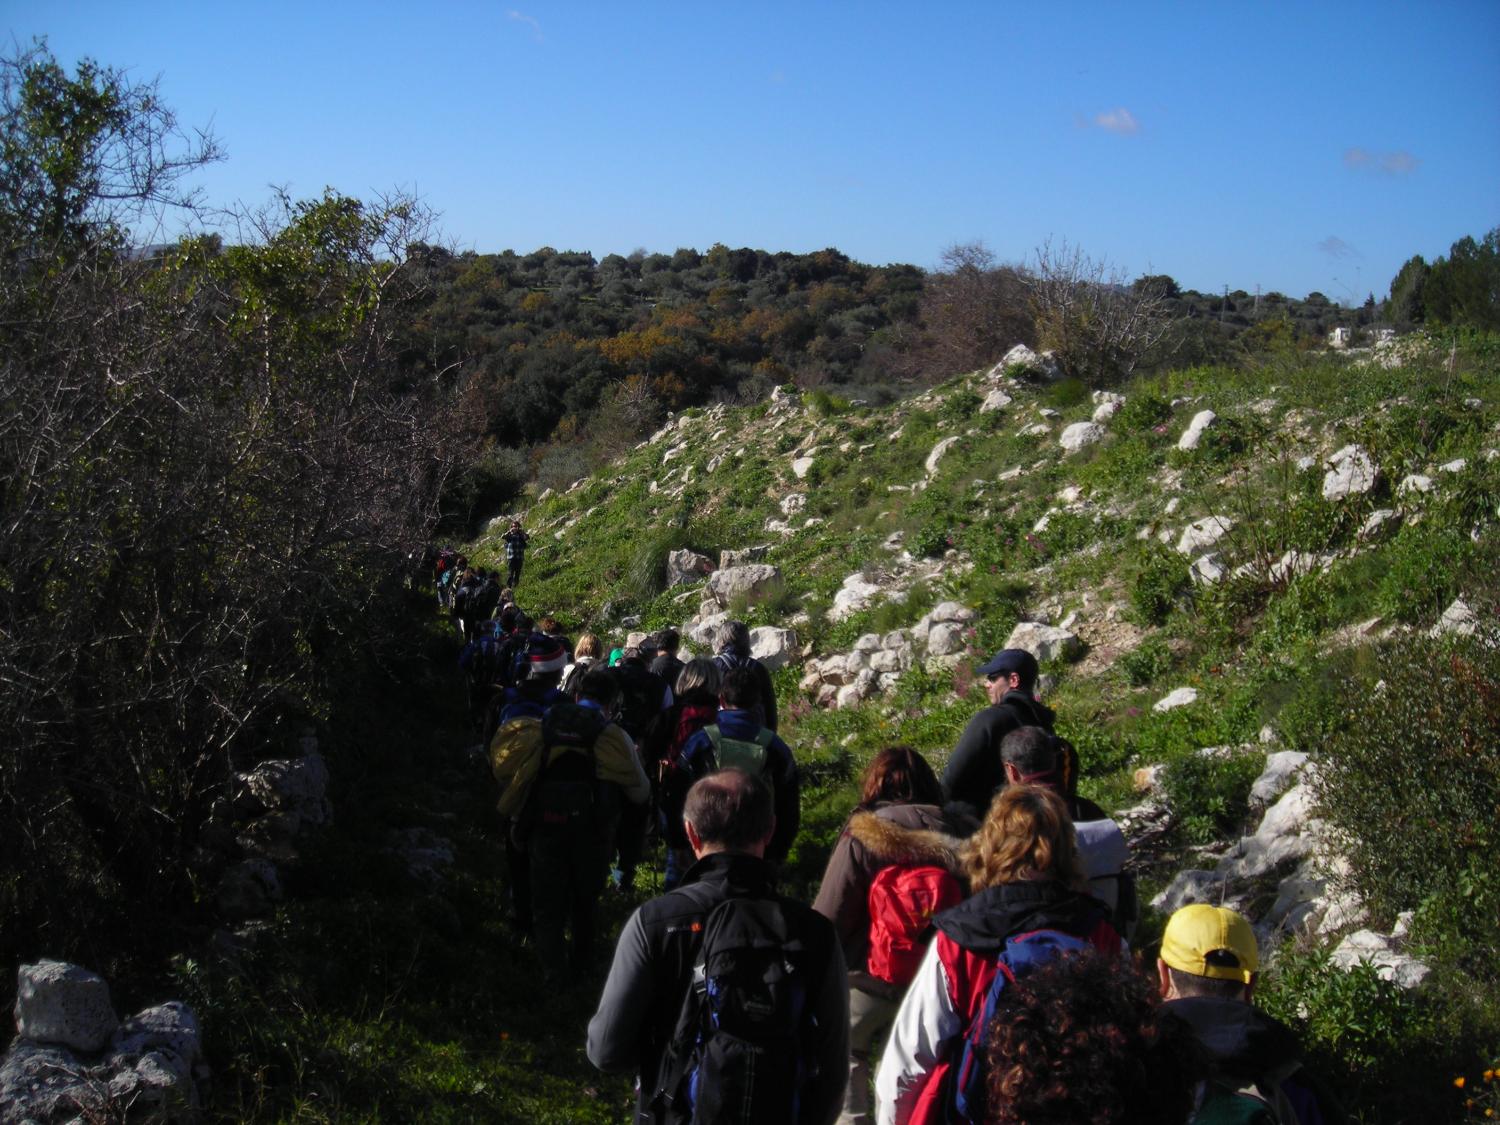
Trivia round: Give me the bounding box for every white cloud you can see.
[1318,236,1361,261]
[1343,147,1418,176]
[507,10,543,42]
[1093,107,1140,136]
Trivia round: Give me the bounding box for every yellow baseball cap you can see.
[1160,904,1259,984]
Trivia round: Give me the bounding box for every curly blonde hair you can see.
[962,785,1086,892]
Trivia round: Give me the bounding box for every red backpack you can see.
[865,864,964,987]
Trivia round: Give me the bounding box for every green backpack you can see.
[1193,1062,1302,1125]
[704,725,776,777]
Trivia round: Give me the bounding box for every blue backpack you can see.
[948,926,1102,1123]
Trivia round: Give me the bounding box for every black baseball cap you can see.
[975,648,1039,681]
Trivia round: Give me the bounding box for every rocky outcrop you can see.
[2,962,203,1123]
[705,564,782,608]
[1176,409,1217,451]
[1059,421,1105,454]
[1322,444,1379,501]
[799,603,976,709]
[666,548,715,587]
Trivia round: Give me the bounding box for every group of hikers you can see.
[424,544,1343,1125]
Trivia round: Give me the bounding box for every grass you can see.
[188,336,1500,1122]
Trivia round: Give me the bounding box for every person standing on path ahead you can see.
[503,519,529,587]
[941,648,1054,820]
[586,768,849,1125]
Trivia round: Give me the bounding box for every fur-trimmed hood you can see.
[846,804,971,874]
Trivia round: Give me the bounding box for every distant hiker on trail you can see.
[670,666,800,867]
[502,519,528,587]
[490,669,650,985]
[1158,904,1347,1125]
[941,648,1055,820]
[658,657,722,890]
[813,747,976,1125]
[874,785,1122,1125]
[983,949,1203,1125]
[712,619,778,732]
[586,768,849,1125]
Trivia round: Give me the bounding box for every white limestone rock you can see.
[1152,687,1199,713]
[779,492,807,517]
[238,754,330,824]
[666,548,715,588]
[1250,751,1310,809]
[1059,422,1106,454]
[925,435,962,475]
[1397,473,1434,496]
[1003,621,1083,664]
[1439,457,1468,473]
[829,573,884,621]
[1322,444,1380,501]
[1091,392,1124,423]
[0,1042,110,1123]
[1330,930,1431,990]
[1359,509,1400,539]
[13,962,119,1054]
[749,626,798,672]
[1190,553,1225,585]
[1176,516,1234,555]
[1430,598,1478,638]
[1176,409,1218,451]
[706,564,782,607]
[926,622,968,657]
[719,545,769,569]
[980,389,1014,413]
[791,455,816,479]
[999,344,1061,380]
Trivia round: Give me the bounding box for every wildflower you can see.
[1486,1069,1495,1082]
[1455,1076,1467,1088]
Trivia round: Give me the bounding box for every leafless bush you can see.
[1026,240,1181,385]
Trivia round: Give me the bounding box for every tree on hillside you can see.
[0,43,460,967]
[1423,229,1500,332]
[906,240,1032,376]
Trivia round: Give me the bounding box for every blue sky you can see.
[9,1,1498,301]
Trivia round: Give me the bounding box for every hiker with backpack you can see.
[812,747,977,1125]
[712,619,778,732]
[671,665,801,867]
[490,669,650,984]
[1158,904,1346,1125]
[649,627,685,685]
[491,634,571,726]
[610,639,674,892]
[941,649,1056,821]
[998,726,1138,941]
[458,618,510,735]
[560,632,603,699]
[874,785,1122,1125]
[658,658,722,890]
[982,948,1204,1124]
[586,768,849,1125]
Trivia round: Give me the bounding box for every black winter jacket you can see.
[586,851,849,1124]
[941,692,1056,817]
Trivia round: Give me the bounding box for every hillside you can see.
[450,335,1499,1121]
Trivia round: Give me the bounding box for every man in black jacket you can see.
[942,648,1055,817]
[587,769,848,1125]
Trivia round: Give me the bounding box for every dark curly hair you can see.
[857,745,944,811]
[984,949,1204,1124]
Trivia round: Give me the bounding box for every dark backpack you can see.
[865,864,963,989]
[948,919,1112,1123]
[652,895,813,1124]
[1193,1062,1304,1125]
[510,704,609,847]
